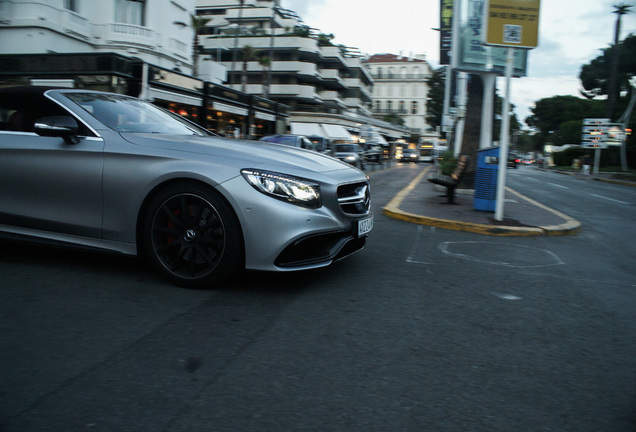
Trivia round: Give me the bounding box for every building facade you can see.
[0,0,289,137]
[367,53,434,137]
[194,0,413,143]
[0,0,194,73]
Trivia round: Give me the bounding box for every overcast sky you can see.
[280,0,636,125]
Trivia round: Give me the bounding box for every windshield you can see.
[335,144,357,152]
[63,93,211,135]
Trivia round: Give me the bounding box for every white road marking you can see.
[590,194,630,205]
[548,183,569,189]
[491,292,523,301]
[439,241,565,268]
[406,225,434,265]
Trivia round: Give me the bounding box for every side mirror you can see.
[34,116,80,144]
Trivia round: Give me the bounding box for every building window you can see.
[64,0,78,12]
[377,67,383,78]
[411,101,418,114]
[387,67,394,79]
[116,0,145,26]
[375,100,381,112]
[399,101,405,114]
[387,100,393,112]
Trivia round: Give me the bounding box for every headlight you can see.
[345,155,356,161]
[241,169,321,209]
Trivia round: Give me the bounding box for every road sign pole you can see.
[594,148,601,175]
[495,47,514,222]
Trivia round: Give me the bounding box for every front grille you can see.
[337,181,371,215]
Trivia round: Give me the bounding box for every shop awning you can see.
[212,101,248,116]
[320,123,353,141]
[291,122,324,137]
[149,87,202,106]
[372,133,389,146]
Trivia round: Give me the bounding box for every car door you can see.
[0,92,104,239]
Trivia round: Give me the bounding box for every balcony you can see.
[239,84,319,101]
[96,23,157,49]
[318,90,344,106]
[372,73,429,81]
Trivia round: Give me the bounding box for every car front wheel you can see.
[143,183,243,288]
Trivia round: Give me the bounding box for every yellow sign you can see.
[484,0,541,48]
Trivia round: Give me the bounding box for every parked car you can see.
[508,152,521,168]
[398,148,420,163]
[260,134,316,151]
[306,135,334,156]
[333,143,367,169]
[0,86,373,288]
[362,143,384,164]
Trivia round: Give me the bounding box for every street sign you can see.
[581,118,609,149]
[483,0,541,49]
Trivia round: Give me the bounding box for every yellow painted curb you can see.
[382,166,581,236]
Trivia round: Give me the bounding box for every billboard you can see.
[483,0,540,48]
[455,0,528,76]
[440,0,454,65]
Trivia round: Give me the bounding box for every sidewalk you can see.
[382,165,582,236]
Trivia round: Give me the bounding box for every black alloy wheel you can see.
[144,183,243,288]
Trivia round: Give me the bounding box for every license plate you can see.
[357,214,373,237]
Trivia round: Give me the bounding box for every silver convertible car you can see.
[0,86,373,288]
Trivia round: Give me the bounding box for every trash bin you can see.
[474,147,499,211]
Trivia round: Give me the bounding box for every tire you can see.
[143,183,243,288]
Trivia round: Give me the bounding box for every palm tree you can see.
[240,45,256,93]
[190,15,210,77]
[605,3,633,119]
[257,54,272,98]
[230,0,246,86]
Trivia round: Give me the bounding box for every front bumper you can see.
[220,174,372,272]
[275,217,370,268]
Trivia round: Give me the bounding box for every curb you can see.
[382,166,581,236]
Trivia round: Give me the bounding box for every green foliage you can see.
[438,151,457,175]
[317,33,335,46]
[580,34,636,100]
[552,147,588,167]
[526,95,604,138]
[426,67,445,130]
[293,25,311,37]
[383,113,405,126]
[554,120,584,145]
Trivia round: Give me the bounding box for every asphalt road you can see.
[1,163,635,431]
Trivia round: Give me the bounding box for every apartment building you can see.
[195,0,411,143]
[0,0,194,73]
[367,53,433,137]
[0,0,289,137]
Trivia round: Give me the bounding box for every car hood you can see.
[121,133,354,175]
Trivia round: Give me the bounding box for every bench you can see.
[428,155,469,204]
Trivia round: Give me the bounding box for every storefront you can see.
[0,53,289,138]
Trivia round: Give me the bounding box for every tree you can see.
[459,74,483,187]
[240,45,256,93]
[257,54,272,98]
[426,67,445,131]
[190,15,210,77]
[606,3,633,119]
[525,95,603,137]
[580,34,636,102]
[382,113,405,126]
